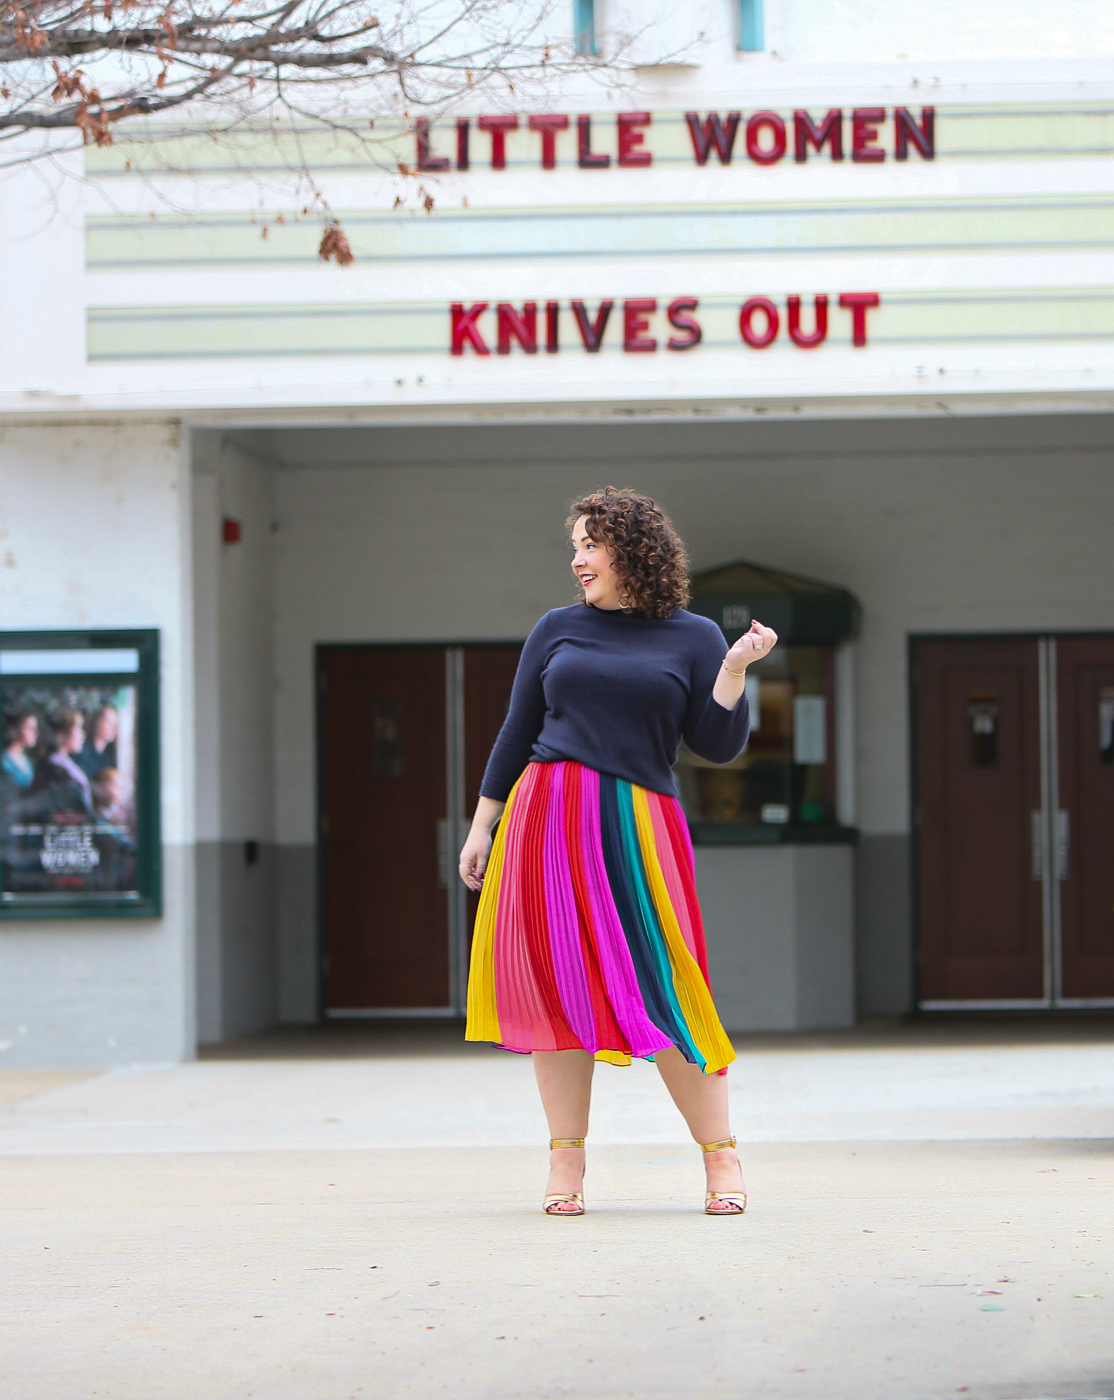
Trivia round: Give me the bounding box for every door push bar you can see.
[1054,809,1070,882]
[1030,809,1070,882]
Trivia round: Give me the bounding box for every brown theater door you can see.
[914,638,1045,1003]
[319,643,521,1015]
[914,634,1114,1007]
[320,646,449,1013]
[1057,637,1114,999]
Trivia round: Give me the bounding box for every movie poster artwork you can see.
[1,682,140,901]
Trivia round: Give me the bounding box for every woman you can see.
[77,705,119,779]
[2,710,38,790]
[31,707,93,815]
[459,487,777,1217]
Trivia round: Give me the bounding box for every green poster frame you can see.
[0,628,161,919]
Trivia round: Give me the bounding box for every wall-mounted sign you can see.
[411,107,935,172]
[0,630,160,919]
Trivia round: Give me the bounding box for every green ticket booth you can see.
[683,562,861,1031]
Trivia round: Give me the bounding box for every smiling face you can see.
[570,514,625,611]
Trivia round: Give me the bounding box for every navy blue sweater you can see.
[480,604,751,801]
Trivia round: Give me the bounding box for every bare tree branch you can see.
[0,0,616,140]
[0,0,631,259]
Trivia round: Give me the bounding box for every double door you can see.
[318,644,521,1015]
[915,636,1114,1006]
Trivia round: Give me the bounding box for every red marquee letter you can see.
[451,303,490,355]
[666,298,702,350]
[852,108,885,163]
[577,115,610,168]
[895,106,935,160]
[623,299,657,352]
[684,112,740,165]
[529,114,569,169]
[496,302,538,355]
[787,295,828,348]
[477,114,518,170]
[618,112,652,167]
[746,112,787,165]
[793,109,843,162]
[546,301,559,353]
[839,292,880,347]
[415,119,450,172]
[571,299,613,350]
[456,119,470,171]
[739,297,780,348]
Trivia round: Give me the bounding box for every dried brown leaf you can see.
[318,220,353,266]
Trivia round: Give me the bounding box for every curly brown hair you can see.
[567,487,690,619]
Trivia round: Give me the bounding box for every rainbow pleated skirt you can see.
[466,760,736,1074]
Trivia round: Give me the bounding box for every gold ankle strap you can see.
[700,1136,737,1153]
[549,1138,586,1150]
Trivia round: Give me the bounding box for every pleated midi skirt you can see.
[466,760,736,1074]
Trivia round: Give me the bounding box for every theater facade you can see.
[2,3,1113,1064]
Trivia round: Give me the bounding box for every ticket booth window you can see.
[677,643,836,829]
[681,560,858,844]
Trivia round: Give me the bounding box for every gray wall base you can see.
[195,840,277,1044]
[854,834,914,1018]
[696,844,856,1032]
[277,844,318,1024]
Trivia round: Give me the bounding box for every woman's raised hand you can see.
[724,620,779,674]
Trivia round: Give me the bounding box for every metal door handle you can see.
[1055,810,1070,881]
[1030,810,1043,881]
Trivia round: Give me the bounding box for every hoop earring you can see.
[618,593,634,612]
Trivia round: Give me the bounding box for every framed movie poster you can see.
[0,630,160,918]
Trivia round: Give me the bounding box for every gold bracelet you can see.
[721,662,747,677]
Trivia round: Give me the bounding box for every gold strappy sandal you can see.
[701,1136,747,1216]
[543,1137,586,1217]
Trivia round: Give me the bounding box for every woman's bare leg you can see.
[654,1047,746,1211]
[533,1049,594,1211]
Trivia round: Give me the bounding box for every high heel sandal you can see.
[701,1136,747,1216]
[543,1138,586,1217]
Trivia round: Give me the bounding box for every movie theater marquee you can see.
[432,106,935,358]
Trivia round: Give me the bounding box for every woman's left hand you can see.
[724,620,779,674]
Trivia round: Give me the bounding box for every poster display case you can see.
[0,630,160,918]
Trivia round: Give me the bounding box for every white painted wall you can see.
[781,1,1114,63]
[191,431,278,1042]
[0,155,85,404]
[0,421,196,1066]
[261,412,1114,1020]
[198,435,276,847]
[267,414,1114,843]
[1,5,1110,1055]
[597,0,1114,66]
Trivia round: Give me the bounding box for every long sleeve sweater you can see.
[480,603,750,801]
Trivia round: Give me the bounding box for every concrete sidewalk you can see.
[2,1019,1112,1400]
